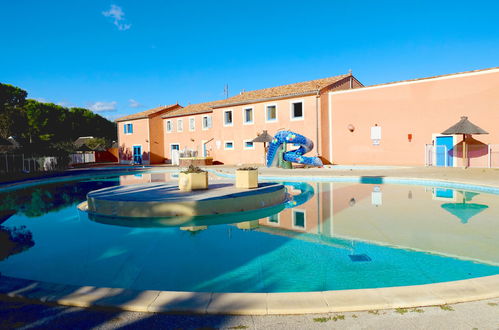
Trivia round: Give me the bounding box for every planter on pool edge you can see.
[178,172,208,191]
[235,169,258,189]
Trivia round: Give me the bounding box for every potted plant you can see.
[178,165,208,191]
[235,167,258,189]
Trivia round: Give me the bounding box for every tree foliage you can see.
[0,83,28,138]
[0,82,116,147]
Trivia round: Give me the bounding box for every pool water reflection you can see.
[0,172,498,293]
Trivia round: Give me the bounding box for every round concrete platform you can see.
[81,182,287,219]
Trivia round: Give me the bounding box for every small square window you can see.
[224,141,234,149]
[177,119,183,132]
[293,210,305,228]
[244,108,253,124]
[266,105,277,121]
[268,214,279,224]
[292,102,303,119]
[244,140,254,149]
[224,110,233,125]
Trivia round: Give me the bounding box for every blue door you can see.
[133,146,142,164]
[436,136,453,167]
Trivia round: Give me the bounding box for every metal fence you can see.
[425,144,499,168]
[0,154,63,174]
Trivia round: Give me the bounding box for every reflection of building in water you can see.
[253,182,499,266]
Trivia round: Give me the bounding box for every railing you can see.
[425,144,499,168]
[0,154,63,174]
[490,144,499,168]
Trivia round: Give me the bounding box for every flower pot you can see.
[235,169,258,189]
[178,172,208,191]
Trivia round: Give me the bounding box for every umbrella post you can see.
[463,134,467,169]
[263,142,267,165]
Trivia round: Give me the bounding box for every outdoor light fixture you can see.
[347,124,355,132]
[408,133,413,142]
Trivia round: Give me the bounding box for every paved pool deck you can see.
[1,165,499,328]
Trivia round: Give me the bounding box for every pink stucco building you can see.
[327,67,499,167]
[116,104,181,164]
[116,67,499,167]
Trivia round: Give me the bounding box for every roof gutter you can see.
[161,110,213,119]
[211,91,319,109]
[115,115,149,123]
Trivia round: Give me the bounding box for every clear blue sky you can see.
[1,0,498,120]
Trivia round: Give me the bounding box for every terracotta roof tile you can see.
[212,74,351,108]
[161,99,228,118]
[115,104,180,122]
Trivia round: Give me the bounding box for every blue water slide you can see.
[266,131,323,167]
[283,182,315,208]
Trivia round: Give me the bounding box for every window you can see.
[189,117,195,131]
[243,140,254,150]
[123,123,133,134]
[177,119,183,132]
[291,101,304,119]
[243,107,253,124]
[224,110,233,126]
[268,214,279,225]
[266,105,277,122]
[202,115,212,129]
[224,141,234,150]
[166,120,172,133]
[293,210,306,229]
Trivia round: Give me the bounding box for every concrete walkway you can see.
[1,295,498,329]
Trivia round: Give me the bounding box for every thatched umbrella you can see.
[252,130,274,164]
[441,116,488,168]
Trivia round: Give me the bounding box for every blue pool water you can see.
[0,171,498,293]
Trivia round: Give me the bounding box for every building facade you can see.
[116,104,181,164]
[116,67,499,167]
[327,67,499,167]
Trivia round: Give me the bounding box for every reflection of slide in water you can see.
[283,182,315,208]
[266,131,323,167]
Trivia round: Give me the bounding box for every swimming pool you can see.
[0,170,498,293]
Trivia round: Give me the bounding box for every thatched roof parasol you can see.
[252,130,274,143]
[441,116,488,135]
[441,116,488,168]
[252,130,274,165]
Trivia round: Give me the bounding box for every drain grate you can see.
[349,254,372,262]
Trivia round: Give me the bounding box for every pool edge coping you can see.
[1,274,498,315]
[1,170,499,315]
